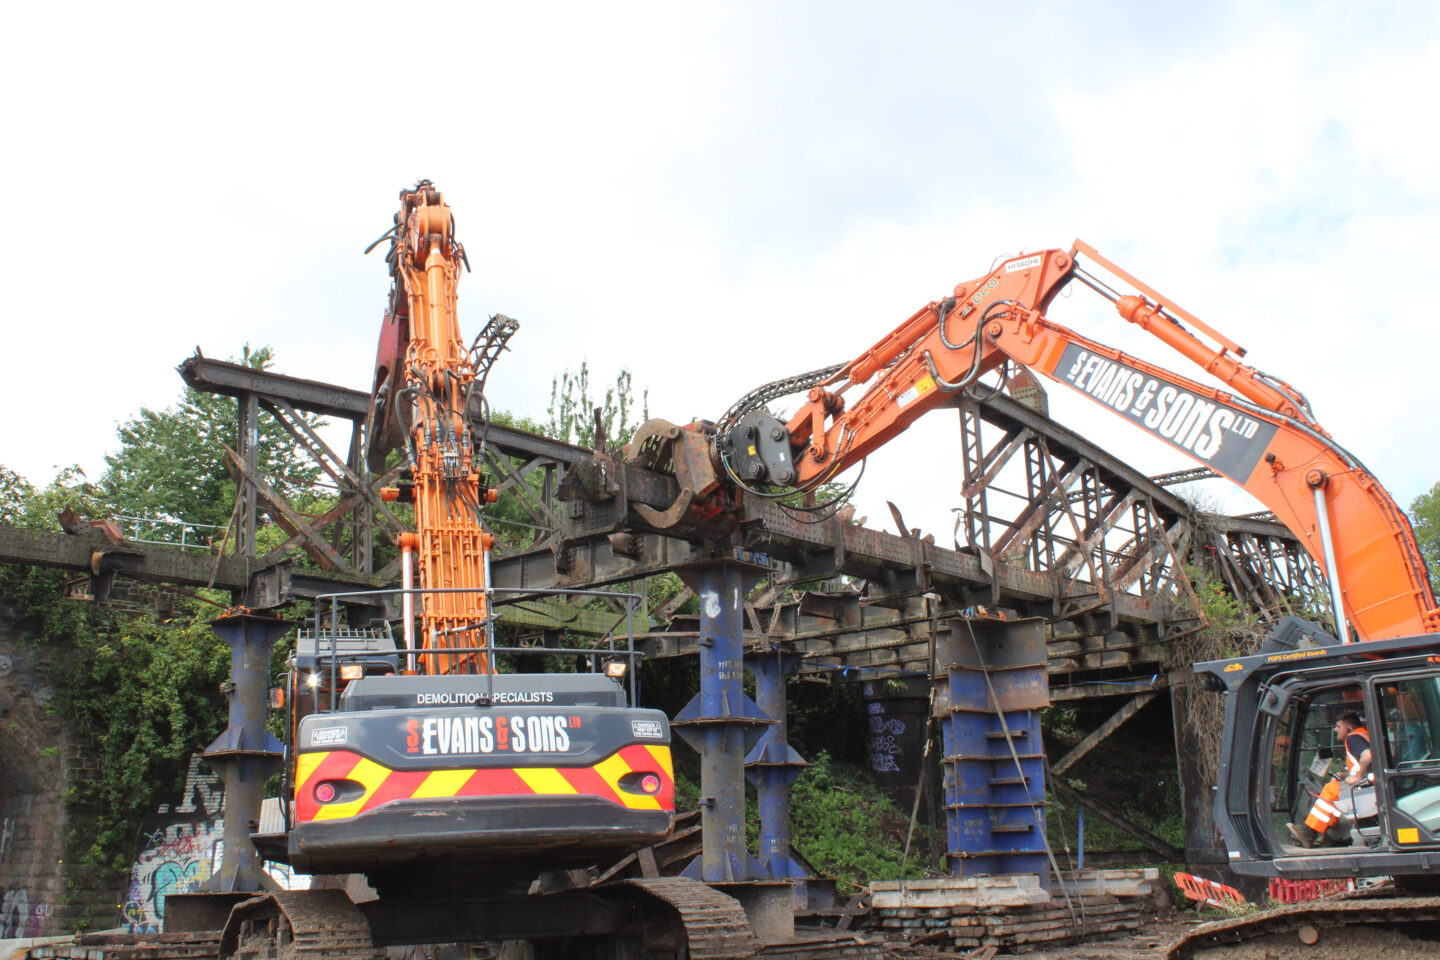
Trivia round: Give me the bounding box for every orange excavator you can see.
[626,241,1440,950]
[704,241,1436,643]
[206,185,760,960]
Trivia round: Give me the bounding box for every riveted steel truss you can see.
[4,359,1328,695]
[956,390,1325,635]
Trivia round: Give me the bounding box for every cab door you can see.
[1367,670,1440,850]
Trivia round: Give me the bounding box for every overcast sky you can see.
[3,1,1438,541]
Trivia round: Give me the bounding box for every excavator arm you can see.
[365,182,516,673]
[711,241,1437,642]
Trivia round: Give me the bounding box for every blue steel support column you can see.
[939,614,1050,889]
[744,648,808,889]
[203,612,289,892]
[673,561,770,883]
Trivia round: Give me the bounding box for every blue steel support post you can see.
[744,648,808,892]
[203,612,289,892]
[939,614,1050,889]
[673,561,770,882]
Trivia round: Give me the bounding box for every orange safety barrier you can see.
[1173,872,1247,909]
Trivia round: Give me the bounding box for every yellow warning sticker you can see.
[747,445,757,456]
[1265,647,1328,664]
[897,374,937,409]
[1398,827,1420,844]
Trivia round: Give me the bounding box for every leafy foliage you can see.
[53,609,229,873]
[0,347,316,891]
[1184,562,1252,651]
[787,752,936,889]
[1412,482,1440,596]
[101,345,320,529]
[546,362,649,449]
[6,468,87,530]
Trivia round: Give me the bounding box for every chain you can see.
[715,361,847,432]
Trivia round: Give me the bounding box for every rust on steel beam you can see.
[497,493,1176,625]
[749,498,1175,621]
[1050,691,1157,776]
[1149,466,1217,487]
[180,353,593,465]
[966,392,1198,514]
[0,523,610,631]
[639,587,1171,679]
[180,355,1317,632]
[959,391,1322,635]
[180,353,371,422]
[637,593,940,673]
[259,395,409,535]
[221,446,352,572]
[0,525,381,600]
[1049,778,1182,862]
[1050,678,1165,701]
[168,359,1320,690]
[183,351,587,580]
[1,524,246,588]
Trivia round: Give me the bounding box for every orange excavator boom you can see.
[715,242,1437,642]
[367,182,512,673]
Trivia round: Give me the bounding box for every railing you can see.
[110,513,226,551]
[304,584,647,712]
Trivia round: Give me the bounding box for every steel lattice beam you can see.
[1,360,1327,698]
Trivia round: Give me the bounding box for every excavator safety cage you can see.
[298,584,648,712]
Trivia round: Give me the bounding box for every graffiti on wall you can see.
[123,756,309,932]
[867,700,908,774]
[123,757,224,933]
[122,820,224,933]
[0,886,38,938]
[0,799,56,937]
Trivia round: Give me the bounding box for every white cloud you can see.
[3,1,1438,547]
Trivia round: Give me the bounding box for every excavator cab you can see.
[286,621,401,732]
[1199,632,1440,881]
[1266,684,1380,846]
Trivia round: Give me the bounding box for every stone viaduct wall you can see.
[0,589,129,935]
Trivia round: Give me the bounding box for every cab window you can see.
[1376,678,1440,770]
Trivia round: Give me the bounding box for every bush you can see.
[788,752,936,890]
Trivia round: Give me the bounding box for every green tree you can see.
[2,465,104,529]
[546,362,649,449]
[1412,482,1440,596]
[0,466,32,524]
[101,345,320,529]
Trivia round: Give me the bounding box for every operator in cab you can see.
[1287,712,1372,848]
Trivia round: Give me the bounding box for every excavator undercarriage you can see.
[207,878,761,960]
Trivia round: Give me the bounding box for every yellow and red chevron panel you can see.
[294,743,673,823]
